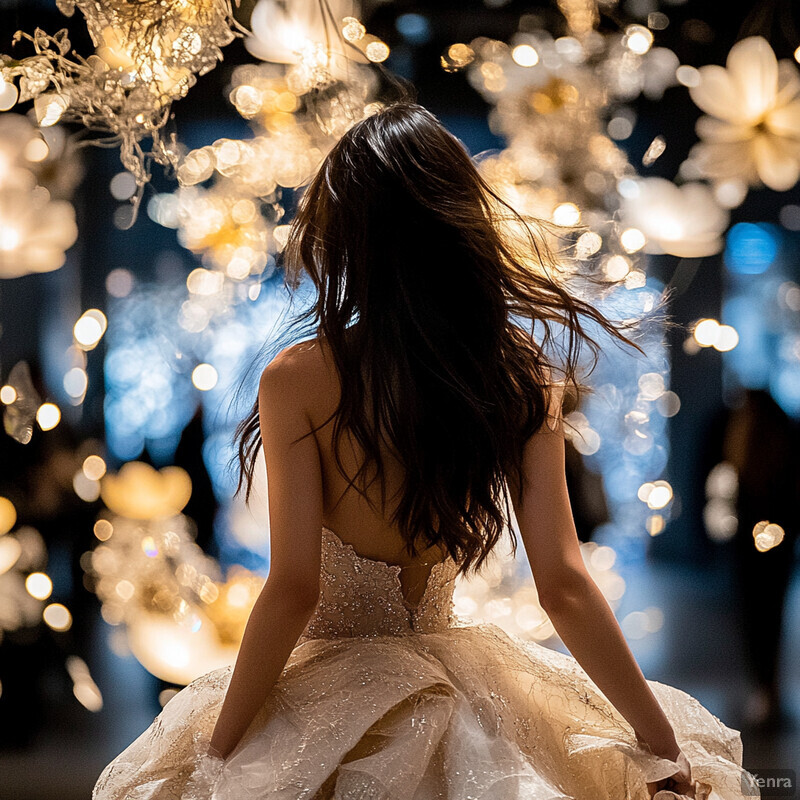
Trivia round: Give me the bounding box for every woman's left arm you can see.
[208,352,323,760]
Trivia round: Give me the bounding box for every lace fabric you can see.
[93,525,760,800]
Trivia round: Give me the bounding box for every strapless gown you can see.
[93,526,759,800]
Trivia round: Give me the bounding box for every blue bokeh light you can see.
[395,13,432,45]
[724,222,778,275]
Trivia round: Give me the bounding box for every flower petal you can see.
[695,115,754,143]
[690,65,745,123]
[766,99,800,138]
[752,133,800,191]
[691,140,758,185]
[726,36,778,121]
[775,60,800,107]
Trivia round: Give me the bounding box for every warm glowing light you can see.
[620,228,645,254]
[0,385,16,404]
[0,496,16,535]
[116,579,135,601]
[446,43,475,69]
[512,44,539,67]
[35,94,68,127]
[43,602,73,631]
[342,17,366,43]
[26,572,53,600]
[575,231,602,259]
[794,45,800,65]
[693,318,720,347]
[604,255,631,281]
[24,137,49,162]
[0,536,21,574]
[0,225,20,251]
[83,455,107,481]
[100,462,192,519]
[74,310,107,348]
[63,367,88,399]
[675,65,700,88]
[94,519,114,541]
[73,679,103,712]
[365,40,390,63]
[752,521,785,552]
[638,372,665,401]
[713,325,739,352]
[226,583,251,608]
[73,471,101,502]
[192,363,218,391]
[625,25,654,55]
[186,268,224,295]
[0,78,19,111]
[646,482,673,510]
[647,515,666,536]
[36,403,61,431]
[141,536,159,558]
[552,202,580,226]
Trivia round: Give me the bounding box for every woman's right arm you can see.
[509,391,682,762]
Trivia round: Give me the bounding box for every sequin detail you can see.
[300,527,458,642]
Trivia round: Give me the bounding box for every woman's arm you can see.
[208,352,324,760]
[509,391,681,761]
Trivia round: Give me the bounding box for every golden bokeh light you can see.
[100,462,192,520]
[83,455,108,481]
[511,44,539,67]
[620,227,646,253]
[551,202,580,226]
[752,521,785,552]
[0,496,17,535]
[43,603,72,631]
[192,363,218,391]
[365,40,390,63]
[36,403,61,431]
[94,519,114,541]
[25,572,53,600]
[342,17,366,43]
[0,384,16,404]
[604,255,631,281]
[624,24,653,55]
[693,318,720,347]
[74,309,108,349]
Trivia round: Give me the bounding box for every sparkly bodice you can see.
[299,527,459,641]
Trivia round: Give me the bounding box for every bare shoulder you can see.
[259,338,335,406]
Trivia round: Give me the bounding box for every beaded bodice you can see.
[299,526,459,641]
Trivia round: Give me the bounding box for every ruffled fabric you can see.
[92,623,758,800]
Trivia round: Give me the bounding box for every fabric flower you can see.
[620,178,729,258]
[689,36,800,192]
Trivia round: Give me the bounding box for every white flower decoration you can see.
[620,178,729,258]
[689,36,800,192]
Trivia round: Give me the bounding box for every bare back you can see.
[283,338,449,607]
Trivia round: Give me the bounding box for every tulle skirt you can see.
[92,622,758,800]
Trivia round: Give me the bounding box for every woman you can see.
[93,104,755,800]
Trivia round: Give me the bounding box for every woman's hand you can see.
[646,749,695,798]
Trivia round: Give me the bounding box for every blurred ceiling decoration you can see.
[84,462,266,684]
[0,0,241,195]
[687,36,800,195]
[0,113,80,278]
[0,520,52,643]
[619,177,730,258]
[151,1,383,299]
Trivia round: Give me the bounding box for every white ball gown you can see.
[93,526,759,800]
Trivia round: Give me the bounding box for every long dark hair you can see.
[236,102,639,574]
